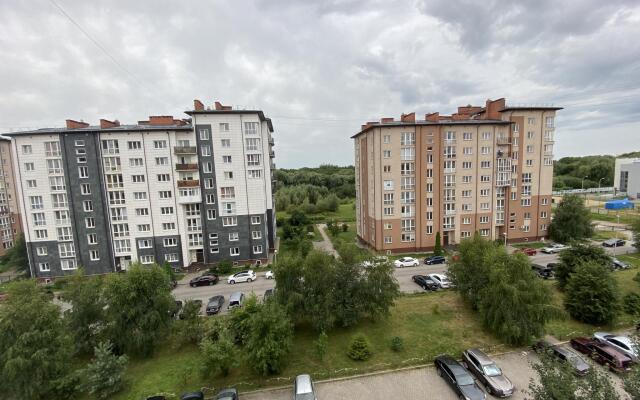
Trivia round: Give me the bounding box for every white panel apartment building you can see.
[6,100,276,279]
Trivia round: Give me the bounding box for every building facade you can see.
[614,158,640,199]
[0,137,22,255]
[353,98,560,252]
[6,100,276,279]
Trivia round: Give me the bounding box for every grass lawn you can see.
[512,242,547,249]
[590,211,640,225]
[618,253,640,268]
[591,230,621,241]
[113,291,507,399]
[276,199,356,223]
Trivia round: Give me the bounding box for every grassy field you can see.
[590,211,640,225]
[276,199,356,223]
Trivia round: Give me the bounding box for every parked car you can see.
[264,288,275,302]
[541,243,568,254]
[265,270,274,279]
[593,332,639,362]
[180,392,204,400]
[228,292,245,310]
[612,258,630,270]
[531,264,554,279]
[424,255,446,265]
[215,388,238,400]
[603,238,626,247]
[412,275,439,291]
[189,274,219,287]
[205,295,225,315]
[434,355,486,400]
[428,273,452,289]
[532,340,590,376]
[394,257,419,268]
[227,270,257,284]
[294,374,317,400]
[515,247,537,256]
[462,348,515,397]
[570,337,633,373]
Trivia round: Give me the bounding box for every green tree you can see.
[63,269,106,354]
[528,351,620,400]
[228,294,261,345]
[314,331,328,361]
[434,231,443,256]
[0,280,74,399]
[347,334,371,361]
[215,259,233,275]
[173,300,205,347]
[273,254,305,319]
[449,233,499,308]
[555,243,611,289]
[478,253,556,345]
[302,250,338,331]
[623,293,640,316]
[200,333,238,377]
[359,257,400,320]
[82,341,128,400]
[565,263,620,325]
[548,194,593,243]
[245,301,293,375]
[0,233,29,275]
[102,263,175,356]
[333,255,365,327]
[632,218,640,252]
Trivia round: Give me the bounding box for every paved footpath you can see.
[312,223,339,257]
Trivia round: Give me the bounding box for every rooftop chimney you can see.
[148,116,174,126]
[484,98,506,120]
[425,112,439,122]
[100,119,120,129]
[66,119,90,129]
[400,112,415,122]
[194,99,204,111]
[380,117,394,123]
[214,101,232,111]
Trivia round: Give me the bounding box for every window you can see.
[155,157,169,165]
[221,139,231,148]
[47,159,63,174]
[480,202,490,210]
[544,157,553,166]
[203,162,213,173]
[527,131,534,139]
[138,239,153,249]
[462,175,472,183]
[480,161,491,168]
[114,239,131,253]
[24,162,35,171]
[162,222,176,230]
[384,236,393,244]
[159,191,172,199]
[165,253,179,262]
[383,193,394,205]
[32,212,46,226]
[49,176,65,191]
[541,198,549,205]
[221,202,236,215]
[76,147,86,155]
[207,209,217,220]
[199,129,210,140]
[253,245,263,254]
[60,259,77,270]
[35,229,48,239]
[426,225,433,234]
[58,242,75,257]
[22,144,32,154]
[462,204,471,211]
[462,161,472,169]
[83,200,93,211]
[138,224,151,232]
[480,216,489,224]
[479,229,490,237]
[383,135,391,144]
[90,250,99,261]
[107,191,125,206]
[513,123,519,133]
[205,194,216,204]
[29,196,43,210]
[382,165,390,173]
[134,192,147,200]
[245,138,260,151]
[383,207,394,216]
[44,141,61,157]
[157,174,170,182]
[526,159,534,167]
[229,232,239,241]
[248,169,262,178]
[136,208,149,216]
[52,193,68,208]
[480,175,490,183]
[85,217,95,228]
[77,166,88,178]
[251,216,261,224]
[230,247,240,256]
[545,116,554,128]
[526,145,534,153]
[521,198,532,206]
[463,147,472,155]
[482,132,491,140]
[27,179,37,188]
[463,132,472,141]
[223,155,232,164]
[128,141,141,150]
[383,180,394,190]
[220,187,235,199]
[153,140,167,149]
[160,207,174,215]
[383,150,391,158]
[200,145,211,156]
[140,255,155,264]
[246,154,261,166]
[244,122,258,134]
[222,216,237,226]
[86,233,98,245]
[164,238,177,247]
[480,188,490,197]
[400,147,415,160]
[129,174,144,183]
[219,123,229,132]
[39,262,50,272]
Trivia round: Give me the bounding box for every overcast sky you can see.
[1,0,639,168]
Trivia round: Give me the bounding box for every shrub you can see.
[314,331,328,361]
[565,263,619,325]
[216,260,233,275]
[431,303,441,315]
[82,341,128,400]
[200,334,237,377]
[623,293,640,316]
[347,334,371,361]
[390,336,404,352]
[341,223,349,232]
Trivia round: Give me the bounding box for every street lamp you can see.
[503,232,507,247]
[273,249,278,265]
[581,176,589,190]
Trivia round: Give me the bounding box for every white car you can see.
[541,243,568,254]
[593,332,639,362]
[265,270,274,279]
[428,273,451,289]
[394,257,419,268]
[227,270,257,284]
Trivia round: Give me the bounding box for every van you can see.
[228,292,245,310]
[294,374,317,400]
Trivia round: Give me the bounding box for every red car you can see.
[515,247,537,256]
[570,337,633,373]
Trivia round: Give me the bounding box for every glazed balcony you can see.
[174,146,197,155]
[177,179,199,188]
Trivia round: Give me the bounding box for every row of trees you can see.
[274,164,355,196]
[552,151,640,190]
[449,234,557,345]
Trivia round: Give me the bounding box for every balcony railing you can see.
[445,209,456,215]
[178,193,202,204]
[443,224,456,231]
[444,139,456,145]
[174,146,197,155]
[496,137,511,145]
[269,150,275,158]
[177,179,199,188]
[444,182,456,188]
[268,137,274,146]
[444,168,456,174]
[175,163,198,171]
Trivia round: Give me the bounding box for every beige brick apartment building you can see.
[353,98,561,252]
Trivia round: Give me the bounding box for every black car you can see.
[532,264,554,279]
[434,355,486,400]
[603,238,625,247]
[532,340,590,376]
[189,274,219,287]
[412,275,439,291]
[206,295,225,315]
[424,255,446,265]
[216,388,238,400]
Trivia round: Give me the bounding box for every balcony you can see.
[444,182,456,188]
[174,146,197,155]
[496,137,511,145]
[269,150,275,158]
[269,137,274,146]
[175,163,199,172]
[443,152,457,159]
[444,167,456,174]
[443,224,456,231]
[178,193,202,204]
[444,139,457,145]
[445,209,456,216]
[187,225,203,232]
[177,179,199,188]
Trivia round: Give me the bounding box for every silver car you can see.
[294,374,317,400]
[462,348,515,397]
[593,332,639,362]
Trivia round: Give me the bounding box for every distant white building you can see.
[614,158,640,199]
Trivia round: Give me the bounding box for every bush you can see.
[314,331,328,360]
[200,334,237,377]
[341,223,349,232]
[390,336,404,352]
[565,263,620,325]
[82,341,128,400]
[216,260,233,275]
[347,334,371,361]
[623,293,640,316]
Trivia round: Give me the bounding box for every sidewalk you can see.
[312,224,339,257]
